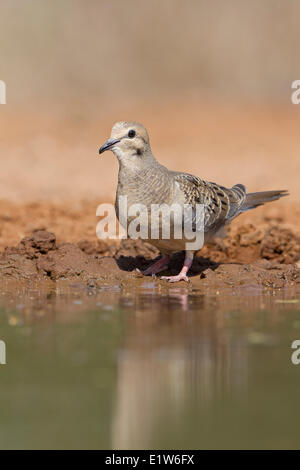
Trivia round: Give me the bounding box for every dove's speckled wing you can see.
[172,172,246,233]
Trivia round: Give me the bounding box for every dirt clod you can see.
[0,223,299,287]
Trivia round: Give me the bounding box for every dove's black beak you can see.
[99,138,120,154]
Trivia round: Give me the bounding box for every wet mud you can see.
[0,222,299,290]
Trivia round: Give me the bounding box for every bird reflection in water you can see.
[112,288,248,449]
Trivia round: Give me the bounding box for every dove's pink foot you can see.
[141,255,170,275]
[160,253,193,283]
[161,273,190,283]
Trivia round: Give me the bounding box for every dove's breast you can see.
[115,166,188,252]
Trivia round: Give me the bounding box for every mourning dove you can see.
[99,121,288,282]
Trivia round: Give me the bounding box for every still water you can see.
[0,279,299,449]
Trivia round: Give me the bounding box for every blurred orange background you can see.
[0,0,299,203]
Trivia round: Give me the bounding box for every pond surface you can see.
[0,279,299,449]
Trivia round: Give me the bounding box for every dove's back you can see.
[172,171,288,238]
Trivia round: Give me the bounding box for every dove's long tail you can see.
[241,189,289,212]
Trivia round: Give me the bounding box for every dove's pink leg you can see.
[161,252,193,283]
[141,255,170,275]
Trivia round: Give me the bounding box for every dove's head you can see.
[99,122,154,167]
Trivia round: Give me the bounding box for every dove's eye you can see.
[128,129,136,138]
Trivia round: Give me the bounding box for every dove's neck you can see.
[116,147,161,175]
[116,148,172,207]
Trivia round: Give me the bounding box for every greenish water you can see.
[0,280,299,449]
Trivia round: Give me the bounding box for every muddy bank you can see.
[0,224,299,288]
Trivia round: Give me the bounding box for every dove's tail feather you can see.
[241,189,289,212]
